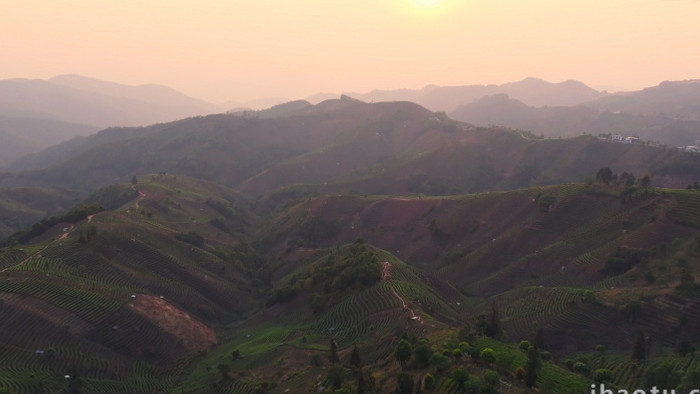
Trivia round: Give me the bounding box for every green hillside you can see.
[3,99,699,197]
[0,173,698,392]
[1,99,700,393]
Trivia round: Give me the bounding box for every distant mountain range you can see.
[449,93,700,146]
[0,75,223,169]
[344,77,607,112]
[0,116,98,168]
[0,74,222,128]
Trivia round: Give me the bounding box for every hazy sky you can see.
[3,0,699,103]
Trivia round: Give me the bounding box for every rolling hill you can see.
[2,94,700,392]
[3,97,699,197]
[449,94,700,146]
[1,173,700,392]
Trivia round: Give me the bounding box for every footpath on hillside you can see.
[382,261,423,324]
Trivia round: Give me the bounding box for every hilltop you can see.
[3,97,699,197]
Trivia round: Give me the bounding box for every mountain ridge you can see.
[0,75,222,129]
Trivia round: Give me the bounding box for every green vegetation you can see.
[5,96,700,393]
[268,243,382,310]
[0,204,103,247]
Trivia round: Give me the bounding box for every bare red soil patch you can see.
[128,294,217,352]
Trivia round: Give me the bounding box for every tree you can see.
[596,344,607,367]
[534,328,545,349]
[452,348,463,362]
[326,365,345,389]
[525,345,540,388]
[412,343,433,368]
[66,367,83,394]
[429,352,451,373]
[483,370,499,386]
[330,338,339,365]
[476,305,501,338]
[356,367,366,394]
[395,339,412,369]
[350,344,361,368]
[596,167,613,185]
[131,175,138,185]
[480,348,496,363]
[487,304,501,338]
[519,340,531,351]
[396,373,413,394]
[632,330,647,361]
[620,171,636,187]
[423,373,435,390]
[452,368,469,390]
[641,175,651,188]
[595,368,613,383]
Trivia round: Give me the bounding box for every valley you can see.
[0,96,699,393]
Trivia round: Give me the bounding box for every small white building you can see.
[624,136,640,144]
[612,134,623,142]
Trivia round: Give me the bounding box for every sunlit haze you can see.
[3,0,699,103]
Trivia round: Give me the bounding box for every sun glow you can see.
[406,0,450,17]
[413,0,443,7]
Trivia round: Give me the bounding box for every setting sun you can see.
[413,0,443,7]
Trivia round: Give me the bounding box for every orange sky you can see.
[2,0,699,103]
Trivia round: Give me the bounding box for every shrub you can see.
[483,369,499,386]
[429,352,451,373]
[594,368,613,383]
[480,348,496,363]
[423,373,435,390]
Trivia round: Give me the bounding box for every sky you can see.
[2,0,700,104]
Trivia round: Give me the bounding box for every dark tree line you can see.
[0,204,104,247]
[595,167,651,188]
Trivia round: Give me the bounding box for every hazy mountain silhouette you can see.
[347,77,606,112]
[450,94,700,146]
[0,116,98,168]
[4,97,699,197]
[585,79,700,119]
[0,75,222,128]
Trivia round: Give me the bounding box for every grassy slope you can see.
[0,175,256,392]
[2,175,700,392]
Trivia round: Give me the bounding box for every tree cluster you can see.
[595,167,651,188]
[1,204,104,247]
[267,244,382,310]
